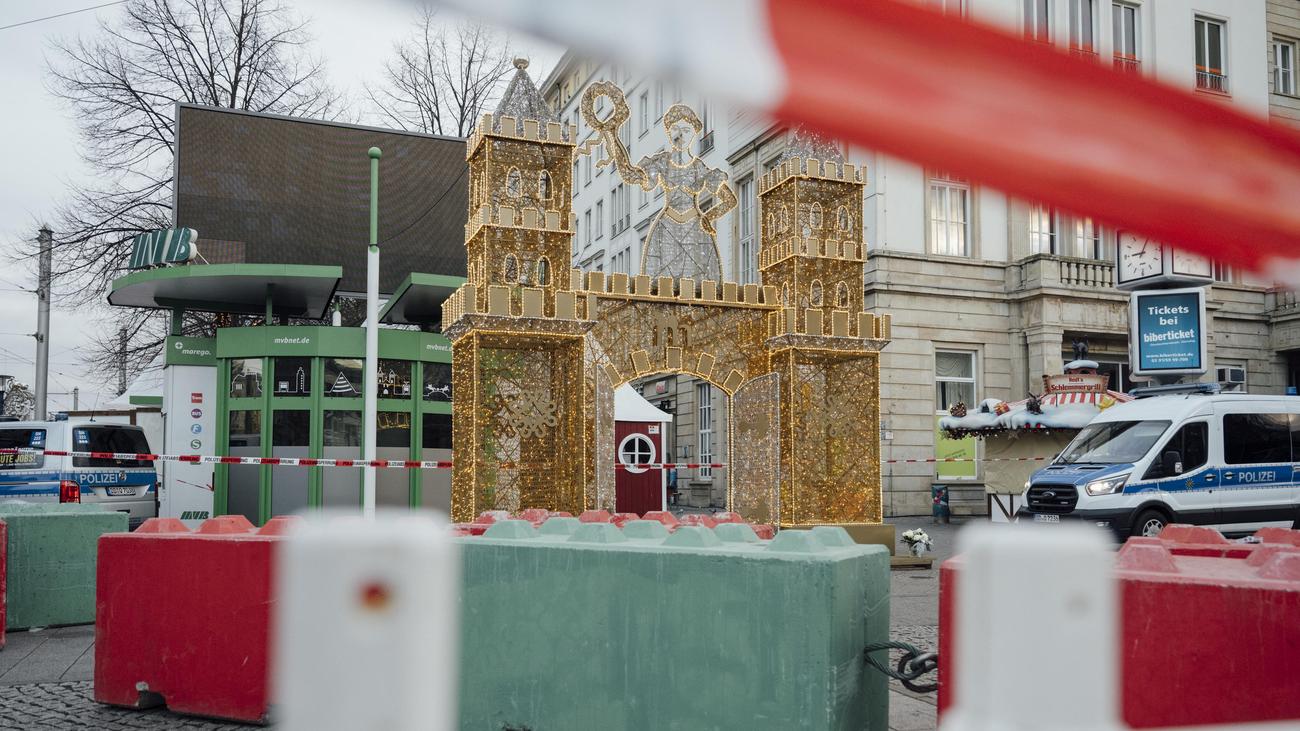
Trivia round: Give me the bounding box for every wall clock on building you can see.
[1170,249,1213,279]
[1116,232,1163,289]
[1115,231,1215,291]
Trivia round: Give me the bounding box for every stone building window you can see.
[1029,203,1057,255]
[935,350,977,411]
[928,173,970,257]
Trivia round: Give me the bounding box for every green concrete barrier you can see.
[458,519,890,730]
[0,503,128,630]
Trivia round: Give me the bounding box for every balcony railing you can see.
[1058,258,1114,288]
[610,215,630,238]
[1196,68,1229,94]
[1069,46,1099,61]
[1015,254,1117,292]
[1113,54,1140,74]
[697,130,714,155]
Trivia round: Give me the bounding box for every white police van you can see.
[1017,386,1299,539]
[0,421,157,528]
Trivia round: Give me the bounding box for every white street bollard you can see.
[275,512,459,731]
[942,524,1119,731]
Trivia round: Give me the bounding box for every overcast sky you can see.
[0,0,563,415]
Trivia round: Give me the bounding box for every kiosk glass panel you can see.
[421,413,453,514]
[230,359,263,398]
[324,357,363,398]
[273,358,312,396]
[378,360,412,399]
[377,411,411,507]
[227,410,261,523]
[322,410,361,510]
[270,410,310,517]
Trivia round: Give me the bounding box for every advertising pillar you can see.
[163,335,217,526]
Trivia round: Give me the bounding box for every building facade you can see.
[544,0,1294,516]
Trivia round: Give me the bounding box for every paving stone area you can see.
[0,682,250,729]
[0,516,964,730]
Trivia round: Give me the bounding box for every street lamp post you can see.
[363,148,382,520]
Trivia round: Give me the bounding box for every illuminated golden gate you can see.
[441,64,890,527]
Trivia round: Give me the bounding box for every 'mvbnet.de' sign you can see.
[129,228,198,269]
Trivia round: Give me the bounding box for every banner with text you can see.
[1129,287,1207,376]
[162,363,216,526]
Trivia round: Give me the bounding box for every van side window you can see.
[1223,413,1292,465]
[1143,421,1208,479]
[73,427,152,468]
[0,429,45,470]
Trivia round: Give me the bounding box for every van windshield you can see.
[1055,420,1170,465]
[72,426,152,468]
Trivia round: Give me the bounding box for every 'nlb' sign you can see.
[129,228,198,269]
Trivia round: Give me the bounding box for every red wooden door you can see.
[614,421,662,515]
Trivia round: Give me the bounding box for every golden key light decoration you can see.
[442,61,892,529]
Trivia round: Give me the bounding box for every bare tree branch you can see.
[365,8,512,137]
[37,0,341,391]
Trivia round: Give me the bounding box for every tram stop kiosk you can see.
[108,261,462,526]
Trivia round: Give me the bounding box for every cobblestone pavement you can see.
[0,682,252,729]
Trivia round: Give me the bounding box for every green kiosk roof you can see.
[109,264,343,319]
[379,273,465,325]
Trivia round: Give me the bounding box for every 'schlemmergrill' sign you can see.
[128,228,198,269]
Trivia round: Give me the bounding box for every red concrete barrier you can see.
[641,511,680,529]
[94,515,300,723]
[1255,526,1300,547]
[939,525,1300,728]
[679,514,719,529]
[473,510,510,526]
[611,512,639,527]
[454,510,783,541]
[517,508,551,525]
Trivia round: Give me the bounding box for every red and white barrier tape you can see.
[1,447,1047,468]
[883,456,1048,464]
[0,448,723,471]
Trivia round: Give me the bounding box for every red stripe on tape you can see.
[766,0,1300,276]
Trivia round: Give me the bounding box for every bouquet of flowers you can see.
[900,529,933,557]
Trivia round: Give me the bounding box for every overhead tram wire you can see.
[0,0,128,31]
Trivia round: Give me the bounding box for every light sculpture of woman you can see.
[579,82,736,281]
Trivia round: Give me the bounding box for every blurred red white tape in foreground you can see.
[438,0,1300,280]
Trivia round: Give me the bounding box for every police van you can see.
[0,421,157,528]
[1017,387,1300,539]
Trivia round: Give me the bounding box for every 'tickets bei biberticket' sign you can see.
[1129,287,1207,376]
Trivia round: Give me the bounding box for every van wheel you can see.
[1132,510,1168,538]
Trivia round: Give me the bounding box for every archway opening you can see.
[607,368,736,516]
